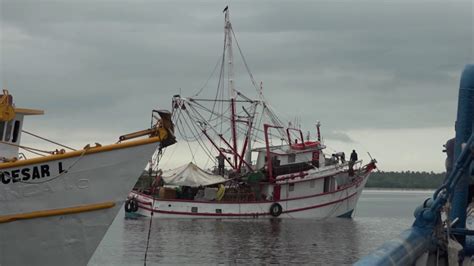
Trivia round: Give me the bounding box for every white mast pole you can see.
[225,8,235,98]
[224,7,239,170]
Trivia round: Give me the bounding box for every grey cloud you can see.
[1,0,472,140]
[326,131,355,143]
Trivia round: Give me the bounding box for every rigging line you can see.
[186,104,239,153]
[217,112,283,143]
[21,147,46,157]
[175,108,204,142]
[190,98,253,103]
[150,146,165,172]
[192,54,223,97]
[264,102,290,129]
[182,118,216,163]
[235,90,253,102]
[184,113,218,161]
[22,129,77,151]
[253,104,266,145]
[203,154,212,170]
[187,99,253,129]
[208,31,228,123]
[263,106,287,140]
[219,71,224,142]
[181,106,216,159]
[158,141,176,168]
[0,141,53,155]
[218,29,228,141]
[184,105,230,161]
[176,115,198,162]
[186,100,232,122]
[143,149,162,266]
[230,28,259,91]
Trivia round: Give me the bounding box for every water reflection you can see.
[112,218,381,265]
[90,190,431,265]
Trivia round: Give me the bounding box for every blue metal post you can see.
[450,64,474,245]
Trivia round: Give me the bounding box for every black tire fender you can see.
[124,199,133,213]
[131,198,139,212]
[125,198,139,213]
[269,202,283,217]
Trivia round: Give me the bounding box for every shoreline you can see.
[363,187,435,192]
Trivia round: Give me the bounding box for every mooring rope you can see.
[144,148,163,266]
[0,141,53,155]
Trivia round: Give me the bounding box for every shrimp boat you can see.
[127,7,376,219]
[0,90,176,265]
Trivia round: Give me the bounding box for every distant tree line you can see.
[366,171,446,189]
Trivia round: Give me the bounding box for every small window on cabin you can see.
[191,207,198,213]
[310,179,316,188]
[215,209,222,214]
[288,154,296,163]
[272,157,281,166]
[4,121,13,142]
[289,183,295,192]
[0,122,5,141]
[12,120,20,143]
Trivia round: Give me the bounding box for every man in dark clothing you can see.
[350,150,358,162]
[217,153,225,176]
[349,150,358,177]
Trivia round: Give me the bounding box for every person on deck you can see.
[350,150,358,162]
[217,153,225,176]
[349,150,358,177]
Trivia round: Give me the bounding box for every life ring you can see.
[269,203,283,217]
[125,198,139,213]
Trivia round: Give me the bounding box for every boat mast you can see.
[224,7,239,171]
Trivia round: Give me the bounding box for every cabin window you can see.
[289,183,295,192]
[310,179,315,188]
[12,120,20,143]
[323,177,331,193]
[272,157,281,166]
[215,209,222,214]
[288,154,296,163]
[4,121,13,142]
[0,122,5,141]
[191,207,198,213]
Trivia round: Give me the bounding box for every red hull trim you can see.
[136,191,358,217]
[132,172,368,205]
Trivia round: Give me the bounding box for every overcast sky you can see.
[1,0,473,172]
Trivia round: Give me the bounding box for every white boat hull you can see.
[129,169,371,219]
[0,139,161,266]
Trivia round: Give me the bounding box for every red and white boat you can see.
[127,7,376,219]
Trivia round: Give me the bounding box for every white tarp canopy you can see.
[161,162,227,187]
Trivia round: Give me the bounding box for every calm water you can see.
[89,189,433,265]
